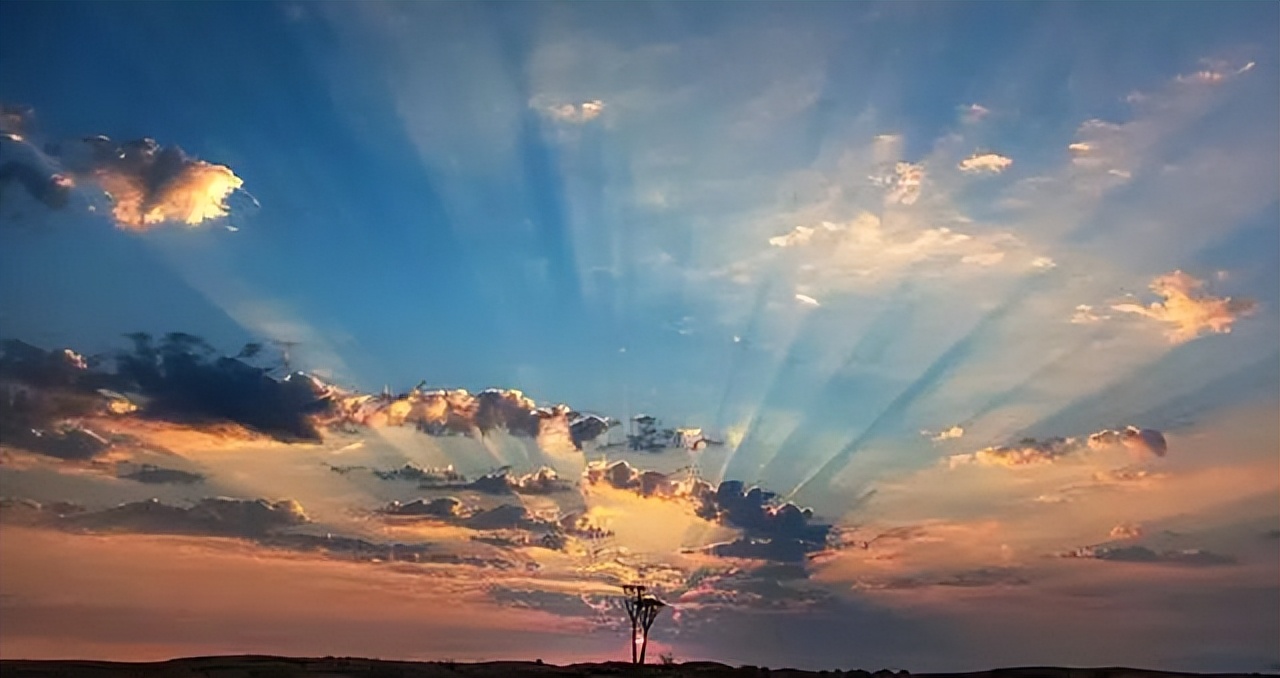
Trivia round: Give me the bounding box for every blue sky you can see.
[0,1,1277,671]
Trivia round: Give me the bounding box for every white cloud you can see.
[795,293,821,307]
[960,104,990,124]
[1070,304,1110,324]
[958,153,1013,174]
[1175,59,1256,85]
[923,425,965,442]
[757,211,1046,296]
[1110,270,1256,343]
[534,98,606,124]
[868,160,926,205]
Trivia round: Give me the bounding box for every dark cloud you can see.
[950,425,1168,468]
[369,464,572,496]
[2,335,616,451]
[368,463,465,484]
[851,567,1030,590]
[117,463,205,485]
[383,497,554,533]
[486,587,616,622]
[113,333,330,442]
[382,498,607,552]
[0,498,525,570]
[0,341,122,459]
[2,496,307,538]
[585,461,833,563]
[383,497,467,519]
[256,533,521,569]
[1059,544,1237,567]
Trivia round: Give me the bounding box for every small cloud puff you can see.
[534,98,605,124]
[1070,304,1111,324]
[922,425,964,442]
[794,293,821,307]
[1109,523,1143,540]
[960,104,991,124]
[958,153,1013,174]
[869,161,925,205]
[1110,270,1255,343]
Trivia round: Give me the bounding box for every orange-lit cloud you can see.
[324,385,612,451]
[62,137,244,231]
[948,426,1166,469]
[1110,270,1256,343]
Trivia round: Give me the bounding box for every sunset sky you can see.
[0,1,1277,672]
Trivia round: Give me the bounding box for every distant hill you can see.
[0,656,1274,678]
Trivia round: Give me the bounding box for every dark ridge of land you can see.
[0,657,1275,678]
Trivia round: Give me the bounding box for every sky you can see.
[0,0,1277,672]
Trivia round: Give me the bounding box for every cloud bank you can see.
[948,426,1167,469]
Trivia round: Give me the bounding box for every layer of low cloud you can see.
[1,335,614,451]
[948,425,1167,469]
[2,496,307,538]
[1058,544,1236,567]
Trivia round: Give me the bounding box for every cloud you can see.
[1058,544,1236,567]
[957,153,1013,174]
[948,425,1167,469]
[850,567,1029,591]
[794,293,821,307]
[1175,59,1256,85]
[1086,426,1167,458]
[533,98,605,124]
[1,108,247,231]
[1070,304,1111,324]
[4,497,310,538]
[584,461,832,563]
[3,335,617,458]
[867,159,925,205]
[1110,270,1256,343]
[381,497,574,549]
[1109,523,1143,540]
[761,211,1040,294]
[110,333,330,442]
[922,425,965,442]
[118,463,205,485]
[960,104,990,124]
[0,104,33,138]
[326,385,613,450]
